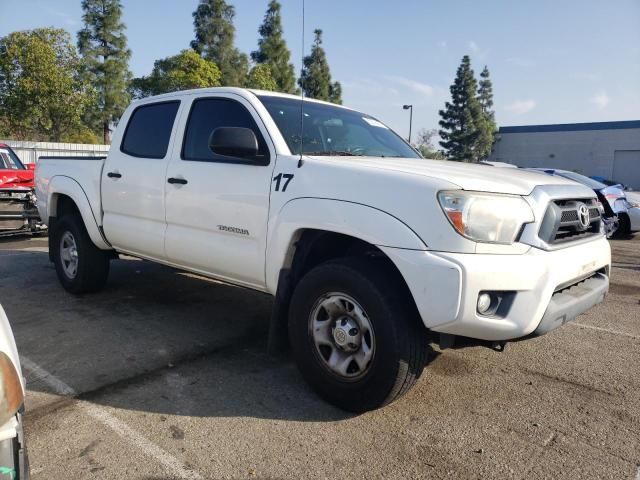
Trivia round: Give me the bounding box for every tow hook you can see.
[437,333,508,352]
[489,342,507,352]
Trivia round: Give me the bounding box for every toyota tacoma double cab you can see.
[35,88,611,412]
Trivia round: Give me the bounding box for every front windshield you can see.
[0,147,25,170]
[556,171,607,190]
[257,95,420,159]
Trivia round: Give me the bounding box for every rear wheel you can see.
[51,213,110,294]
[288,257,429,412]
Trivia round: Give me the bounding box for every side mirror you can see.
[208,127,259,159]
[26,163,36,171]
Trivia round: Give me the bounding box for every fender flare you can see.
[47,175,111,250]
[265,197,427,293]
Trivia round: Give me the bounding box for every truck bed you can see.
[35,156,106,227]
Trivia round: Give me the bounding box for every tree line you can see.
[0,0,342,144]
[0,0,497,160]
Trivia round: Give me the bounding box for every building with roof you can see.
[486,120,640,189]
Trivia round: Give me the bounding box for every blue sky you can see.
[2,0,639,139]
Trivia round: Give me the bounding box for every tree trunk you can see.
[103,121,110,145]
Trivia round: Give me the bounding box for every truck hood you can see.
[307,156,576,196]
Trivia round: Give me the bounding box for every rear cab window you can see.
[121,101,180,158]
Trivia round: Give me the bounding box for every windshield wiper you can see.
[303,150,362,156]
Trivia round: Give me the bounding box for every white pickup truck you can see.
[35,88,611,412]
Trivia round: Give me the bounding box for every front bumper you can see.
[533,272,608,335]
[381,236,611,341]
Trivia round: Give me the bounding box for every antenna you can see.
[297,0,305,168]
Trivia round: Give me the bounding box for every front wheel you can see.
[51,213,110,294]
[288,258,429,412]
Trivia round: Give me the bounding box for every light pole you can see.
[403,104,413,144]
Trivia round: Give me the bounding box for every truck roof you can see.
[130,87,355,112]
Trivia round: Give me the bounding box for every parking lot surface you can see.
[0,235,639,479]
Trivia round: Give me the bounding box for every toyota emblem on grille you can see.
[577,204,590,229]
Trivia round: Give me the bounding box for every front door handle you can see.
[167,177,188,185]
[107,171,122,179]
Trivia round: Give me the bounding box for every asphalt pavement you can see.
[0,234,638,479]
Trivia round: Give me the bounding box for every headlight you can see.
[438,191,534,244]
[0,352,23,425]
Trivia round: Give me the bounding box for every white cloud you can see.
[506,99,537,115]
[386,76,434,97]
[468,40,479,52]
[437,40,447,48]
[590,91,610,109]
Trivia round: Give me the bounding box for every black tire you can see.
[288,257,429,412]
[51,213,110,294]
[612,213,631,238]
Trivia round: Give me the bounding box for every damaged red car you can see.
[0,144,43,236]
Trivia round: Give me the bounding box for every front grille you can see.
[539,198,602,245]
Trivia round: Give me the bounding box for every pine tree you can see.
[478,66,494,119]
[251,0,296,93]
[191,0,248,87]
[438,55,483,161]
[77,0,132,144]
[298,29,342,104]
[475,66,497,160]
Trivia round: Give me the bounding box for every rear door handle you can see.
[167,177,188,185]
[107,171,122,179]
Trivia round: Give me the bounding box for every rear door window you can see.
[121,101,180,159]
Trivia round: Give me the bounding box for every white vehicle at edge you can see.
[35,88,611,412]
[625,191,640,232]
[0,305,28,479]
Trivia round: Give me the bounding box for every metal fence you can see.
[0,140,110,164]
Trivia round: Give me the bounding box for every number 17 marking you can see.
[273,173,294,192]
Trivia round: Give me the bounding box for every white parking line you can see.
[571,323,640,340]
[20,356,203,480]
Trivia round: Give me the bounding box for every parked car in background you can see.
[621,191,640,235]
[527,168,639,237]
[0,305,28,479]
[591,176,638,192]
[590,177,640,232]
[478,161,518,168]
[0,144,42,237]
[0,145,34,189]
